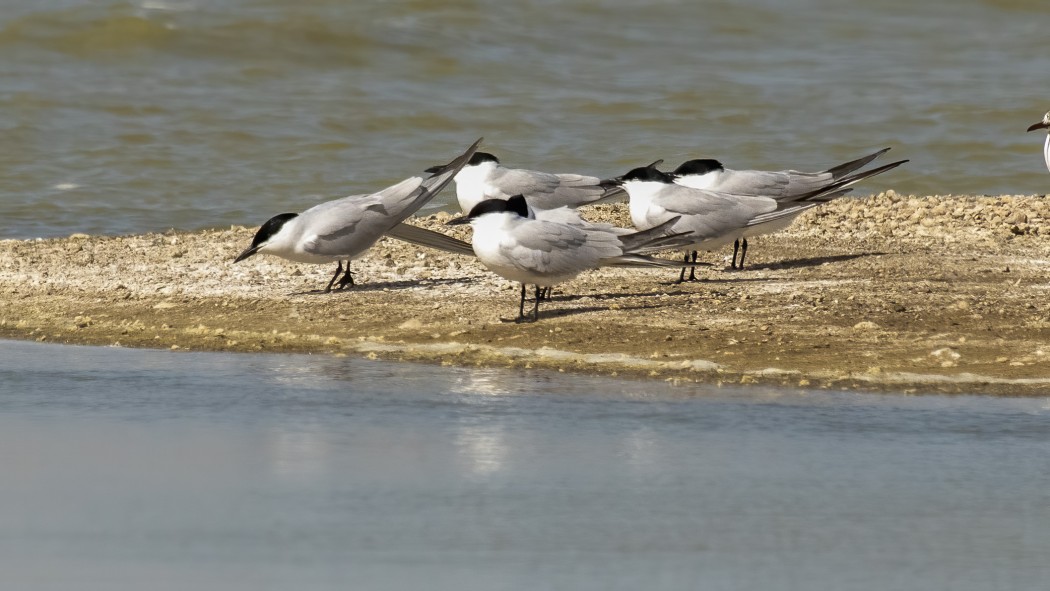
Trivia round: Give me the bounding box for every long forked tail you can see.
[419,137,483,191]
[590,184,628,205]
[385,223,475,257]
[399,138,483,219]
[618,216,695,255]
[746,203,821,228]
[822,147,891,179]
[786,158,908,205]
[383,138,483,230]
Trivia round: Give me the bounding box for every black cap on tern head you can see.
[618,162,675,184]
[468,151,499,166]
[234,212,298,262]
[425,151,499,174]
[672,158,725,176]
[467,194,529,219]
[447,195,530,225]
[504,194,528,216]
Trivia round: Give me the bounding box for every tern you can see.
[234,138,482,292]
[448,195,695,322]
[1027,111,1050,173]
[613,157,908,282]
[426,151,624,214]
[671,148,892,269]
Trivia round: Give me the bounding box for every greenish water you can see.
[1,0,1049,239]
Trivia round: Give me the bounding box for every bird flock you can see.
[235,116,1050,323]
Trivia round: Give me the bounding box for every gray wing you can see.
[385,223,475,257]
[646,185,778,242]
[493,168,607,209]
[821,148,891,178]
[776,159,908,205]
[745,203,820,227]
[538,208,691,252]
[718,148,892,198]
[300,138,482,257]
[712,170,794,196]
[297,183,416,256]
[716,169,835,199]
[499,219,622,277]
[534,206,631,235]
[618,217,692,254]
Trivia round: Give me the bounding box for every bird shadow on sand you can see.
[510,302,668,322]
[744,252,886,271]
[629,253,884,286]
[542,289,698,303]
[652,276,777,287]
[509,289,706,321]
[290,275,478,296]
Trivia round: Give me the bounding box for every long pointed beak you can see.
[446,216,470,226]
[233,245,260,263]
[1027,121,1050,132]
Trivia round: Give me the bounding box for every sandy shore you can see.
[2,192,1049,395]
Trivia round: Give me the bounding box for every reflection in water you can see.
[262,360,339,391]
[266,427,334,482]
[447,371,517,397]
[620,426,664,473]
[455,424,509,477]
[3,340,1050,591]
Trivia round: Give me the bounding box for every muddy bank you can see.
[2,192,1049,395]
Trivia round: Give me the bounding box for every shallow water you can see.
[1,0,1049,239]
[2,339,1049,590]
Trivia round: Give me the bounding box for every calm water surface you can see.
[2,0,1050,238]
[2,340,1049,590]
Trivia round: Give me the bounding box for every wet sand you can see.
[2,192,1049,395]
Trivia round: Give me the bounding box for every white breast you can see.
[454,163,500,213]
[1043,133,1050,174]
[623,181,665,230]
[675,171,721,190]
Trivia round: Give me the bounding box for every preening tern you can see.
[234,138,482,292]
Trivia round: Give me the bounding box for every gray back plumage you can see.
[679,148,893,201]
[298,138,481,258]
[646,184,779,241]
[492,168,610,210]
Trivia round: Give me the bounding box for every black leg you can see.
[336,264,356,289]
[531,284,541,322]
[677,252,689,283]
[687,251,698,281]
[732,239,741,270]
[324,261,343,293]
[739,238,748,269]
[517,283,527,321]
